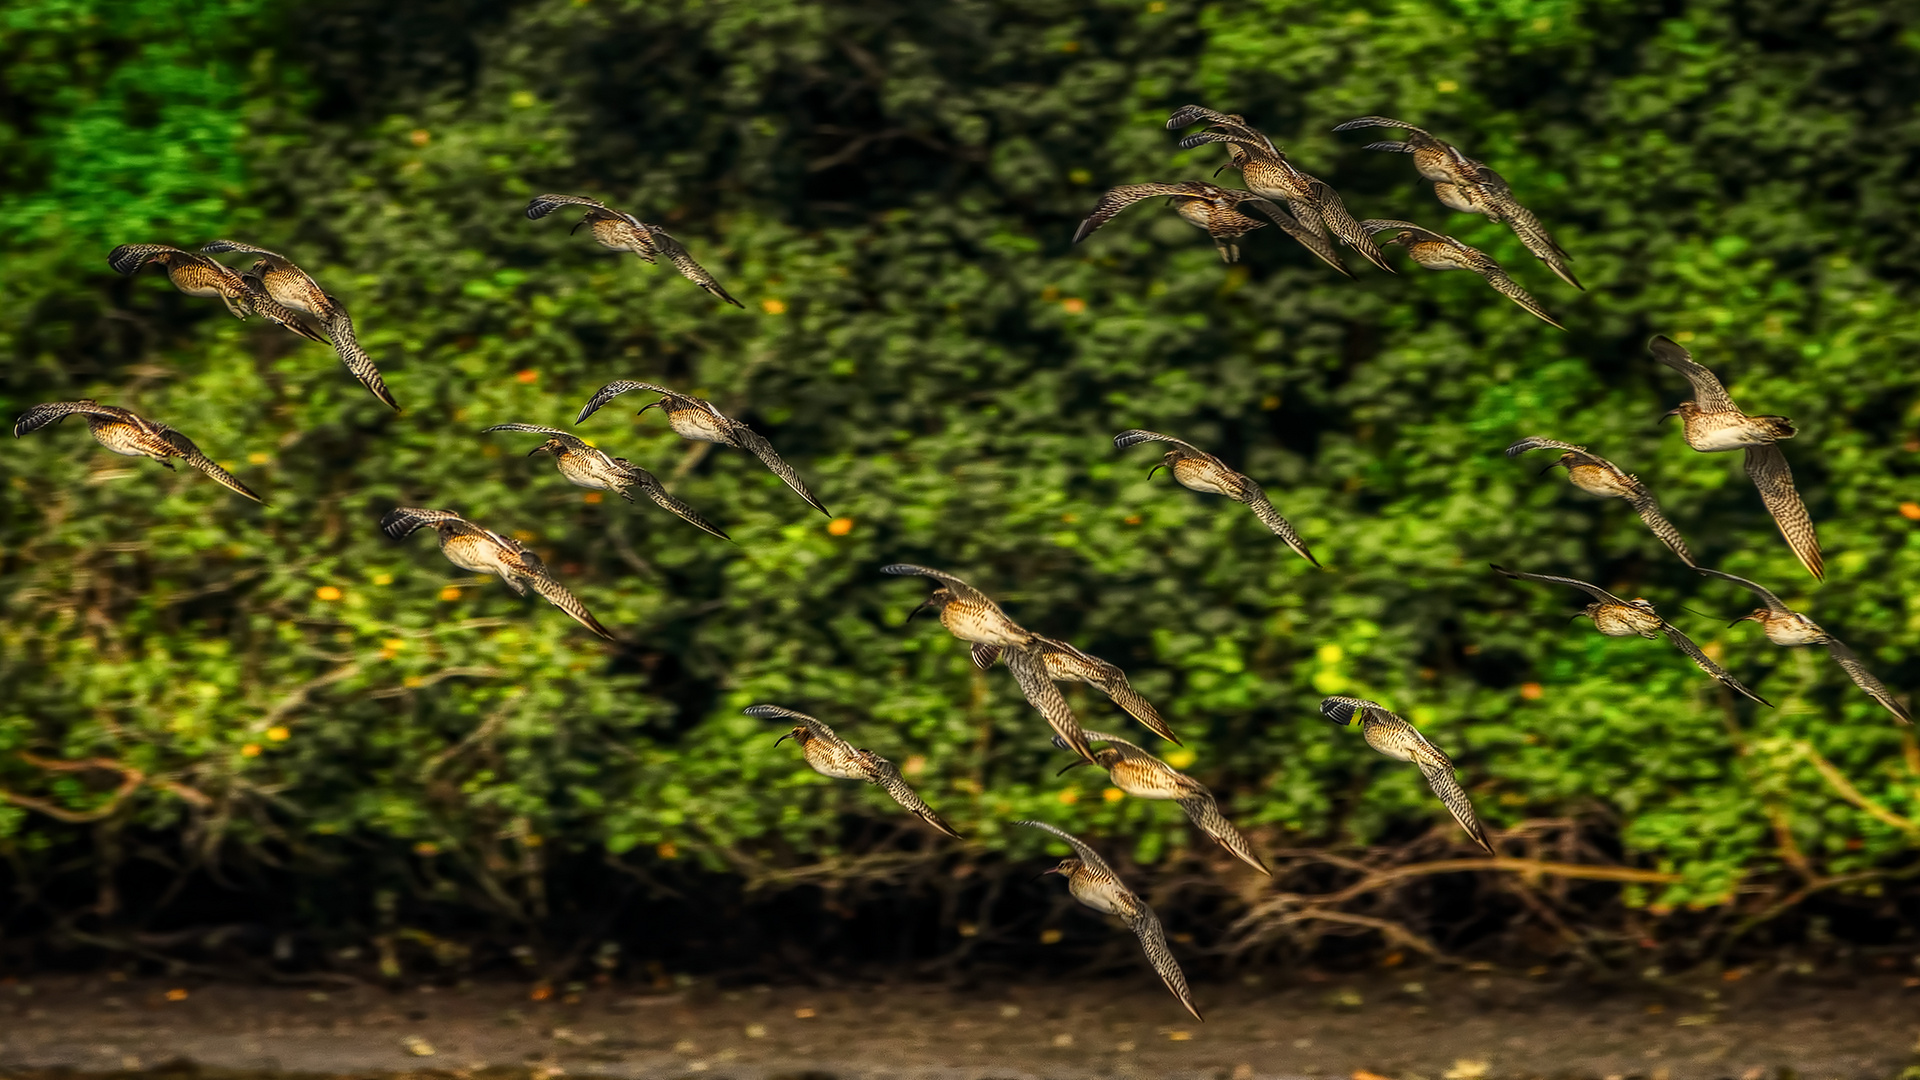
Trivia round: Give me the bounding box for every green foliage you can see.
[1,0,1917,949]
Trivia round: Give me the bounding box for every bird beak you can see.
[1537,462,1561,475]
[1032,869,1060,883]
[1660,407,1682,422]
[1726,612,1760,628]
[774,731,796,748]
[569,220,588,236]
[1055,759,1094,778]
[635,401,660,418]
[1147,464,1164,481]
[1567,612,1589,623]
[907,598,934,622]
[526,445,547,457]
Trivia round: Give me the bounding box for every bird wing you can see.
[525,193,623,222]
[156,428,265,503]
[1056,647,1180,745]
[644,225,744,308]
[1174,790,1270,875]
[1233,476,1321,567]
[871,761,963,838]
[1490,564,1632,607]
[729,422,830,515]
[970,643,1003,671]
[1006,645,1094,763]
[574,380,679,424]
[1485,191,1583,290]
[480,423,586,448]
[1659,623,1771,706]
[244,281,329,344]
[12,400,134,436]
[1332,115,1434,138]
[1693,567,1792,616]
[1358,218,1451,245]
[1078,730,1160,763]
[628,467,732,541]
[1418,760,1494,855]
[525,569,617,641]
[1744,444,1823,581]
[1623,488,1696,567]
[1504,436,1589,457]
[318,309,399,410]
[742,704,847,746]
[1307,179,1395,272]
[878,564,993,604]
[1239,197,1350,275]
[1319,696,1383,727]
[1648,336,1739,414]
[1071,182,1213,244]
[199,239,295,267]
[1013,819,1119,879]
[1113,428,1207,455]
[380,507,475,540]
[1479,266,1566,330]
[107,243,199,275]
[1824,639,1911,725]
[1124,905,1203,1022]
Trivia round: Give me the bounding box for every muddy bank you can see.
[1,970,1916,1080]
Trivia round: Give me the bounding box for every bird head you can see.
[1147,450,1181,481]
[907,587,953,622]
[1661,402,1696,422]
[1541,452,1578,475]
[528,439,560,458]
[1728,608,1770,629]
[773,725,811,749]
[1054,747,1119,776]
[1037,857,1082,881]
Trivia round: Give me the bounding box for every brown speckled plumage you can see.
[13,400,264,503]
[380,508,615,640]
[749,704,962,836]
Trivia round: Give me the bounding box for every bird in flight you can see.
[1072,180,1348,271]
[1506,436,1694,566]
[1061,731,1268,875]
[1319,697,1493,854]
[970,636,1181,745]
[480,424,729,540]
[1697,567,1908,724]
[749,704,962,837]
[1114,429,1320,567]
[199,240,397,409]
[380,508,615,640]
[108,243,328,343]
[13,400,263,503]
[1650,335,1821,580]
[525,194,742,307]
[1361,220,1564,329]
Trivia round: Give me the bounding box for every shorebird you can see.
[1015,820,1201,1020]
[1491,564,1769,705]
[880,565,1094,761]
[970,637,1181,745]
[380,508,615,640]
[525,194,742,307]
[1061,731,1268,875]
[1333,116,1581,290]
[1166,105,1394,273]
[1072,180,1348,271]
[1506,437,1694,566]
[574,381,827,516]
[1697,568,1909,724]
[747,704,963,836]
[1113,429,1319,566]
[1650,335,1821,580]
[199,240,397,409]
[1319,697,1493,854]
[1360,220,1564,329]
[480,424,728,540]
[13,401,263,503]
[108,244,327,343]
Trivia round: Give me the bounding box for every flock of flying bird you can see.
[12,106,1908,1020]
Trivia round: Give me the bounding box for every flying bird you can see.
[199,240,397,409]
[380,508,615,640]
[1491,564,1769,705]
[480,424,728,540]
[749,704,962,837]
[1062,731,1267,875]
[1697,567,1908,724]
[1016,819,1202,1020]
[108,244,327,342]
[1072,180,1348,271]
[574,381,827,516]
[1113,429,1319,567]
[1319,697,1493,854]
[1167,105,1394,273]
[1333,116,1581,289]
[525,194,742,307]
[1505,437,1694,566]
[1360,220,1564,329]
[1650,335,1821,580]
[970,637,1181,745]
[13,400,263,503]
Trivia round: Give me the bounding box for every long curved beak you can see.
[1055,759,1094,778]
[1567,612,1589,623]
[569,219,588,236]
[1659,407,1682,422]
[1211,162,1229,179]
[1031,870,1060,883]
[774,731,796,748]
[526,445,548,457]
[635,401,660,418]
[907,598,934,622]
[1537,462,1561,475]
[1147,464,1164,481]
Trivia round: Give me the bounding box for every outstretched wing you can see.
[1078,730,1160,763]
[1744,445,1823,581]
[1240,197,1349,275]
[1824,640,1911,725]
[1660,623,1771,706]
[319,310,399,410]
[1693,567,1792,616]
[244,282,329,344]
[872,761,963,838]
[526,569,617,641]
[1479,267,1566,330]
[157,428,265,503]
[1072,182,1213,245]
[878,564,992,604]
[1307,180,1394,273]
[629,468,732,541]
[1319,696,1383,727]
[1235,477,1320,567]
[1486,191,1582,290]
[1124,906,1203,1022]
[1007,644,1094,763]
[574,380,679,424]
[1648,336,1738,414]
[645,226,744,307]
[1418,761,1494,855]
[1013,819,1120,879]
[1490,564,1632,607]
[1062,653,1180,745]
[107,243,196,275]
[380,507,472,540]
[480,423,588,449]
[13,400,131,437]
[1332,115,1435,138]
[200,239,292,265]
[1505,436,1588,457]
[1624,489,1696,567]
[1174,790,1270,875]
[525,193,620,221]
[971,642,1003,671]
[1359,218,1450,245]
[730,423,830,515]
[742,704,845,746]
[1113,428,1206,455]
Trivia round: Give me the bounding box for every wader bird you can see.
[1491,565,1769,705]
[13,401,263,503]
[749,704,962,837]
[525,194,742,307]
[480,424,729,540]
[1506,437,1694,565]
[971,637,1181,745]
[1061,731,1268,875]
[1072,180,1348,271]
[1113,429,1320,567]
[1361,220,1564,329]
[575,381,828,516]
[1167,105,1393,273]
[199,240,397,409]
[380,508,614,640]
[1333,116,1581,289]
[108,244,328,343]
[1319,697,1492,854]
[1697,568,1909,724]
[1650,335,1821,580]
[1016,820,1202,1020]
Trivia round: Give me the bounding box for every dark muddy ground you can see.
[1,969,1916,1080]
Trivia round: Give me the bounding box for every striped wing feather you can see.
[1744,444,1823,581]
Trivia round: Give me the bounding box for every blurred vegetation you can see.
[1,0,1917,978]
